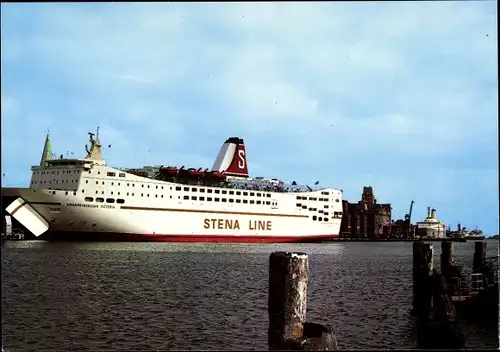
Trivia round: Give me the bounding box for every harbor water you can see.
[2,240,498,350]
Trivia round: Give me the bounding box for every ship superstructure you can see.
[416,207,446,239]
[2,129,343,242]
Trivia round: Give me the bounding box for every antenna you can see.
[96,126,100,141]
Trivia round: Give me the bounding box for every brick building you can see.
[340,186,392,238]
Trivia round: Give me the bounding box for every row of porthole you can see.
[83,192,277,206]
[32,179,76,185]
[180,195,274,205]
[35,170,80,175]
[312,216,329,222]
[84,197,125,204]
[88,180,168,189]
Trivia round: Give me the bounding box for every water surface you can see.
[2,240,498,350]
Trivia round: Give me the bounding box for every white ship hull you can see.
[2,133,343,243]
[3,184,342,242]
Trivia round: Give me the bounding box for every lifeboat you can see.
[164,166,178,175]
[205,171,227,181]
[187,168,204,177]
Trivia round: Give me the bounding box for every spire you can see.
[39,131,53,166]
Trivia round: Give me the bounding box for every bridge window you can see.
[256,193,261,197]
[117,199,125,204]
[119,173,126,177]
[229,190,234,195]
[324,205,329,209]
[199,188,205,193]
[176,186,181,191]
[192,187,197,192]
[221,190,227,194]
[221,198,227,202]
[243,199,248,204]
[250,200,255,204]
[184,187,189,191]
[214,190,220,194]
[236,199,241,203]
[214,198,220,202]
[183,195,189,200]
[207,197,213,201]
[207,189,213,193]
[243,192,248,196]
[84,197,94,202]
[96,198,104,203]
[229,199,234,203]
[107,172,116,177]
[199,196,205,201]
[192,196,197,201]
[250,192,255,196]
[106,198,115,203]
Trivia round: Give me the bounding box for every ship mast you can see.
[84,126,106,165]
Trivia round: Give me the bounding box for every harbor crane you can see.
[404,200,415,236]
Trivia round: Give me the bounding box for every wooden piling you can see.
[440,240,454,277]
[412,242,434,317]
[268,252,338,351]
[268,251,309,350]
[473,241,486,273]
[416,269,465,349]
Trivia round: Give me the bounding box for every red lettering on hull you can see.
[205,218,272,231]
[204,218,241,230]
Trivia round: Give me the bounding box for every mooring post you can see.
[473,241,486,273]
[268,251,309,350]
[416,269,465,349]
[268,252,338,351]
[441,240,454,277]
[412,242,434,317]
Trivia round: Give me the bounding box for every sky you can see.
[1,2,498,235]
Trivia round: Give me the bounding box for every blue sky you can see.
[1,2,498,235]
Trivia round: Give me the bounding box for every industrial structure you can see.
[340,186,392,238]
[416,207,447,239]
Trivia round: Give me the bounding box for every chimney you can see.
[427,207,431,218]
[431,208,436,220]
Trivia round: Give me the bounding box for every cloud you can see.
[1,2,498,233]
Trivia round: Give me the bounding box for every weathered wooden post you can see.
[268,252,337,351]
[440,240,453,276]
[412,242,434,317]
[268,251,308,350]
[416,269,465,349]
[473,241,486,273]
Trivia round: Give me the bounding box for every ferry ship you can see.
[2,129,343,242]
